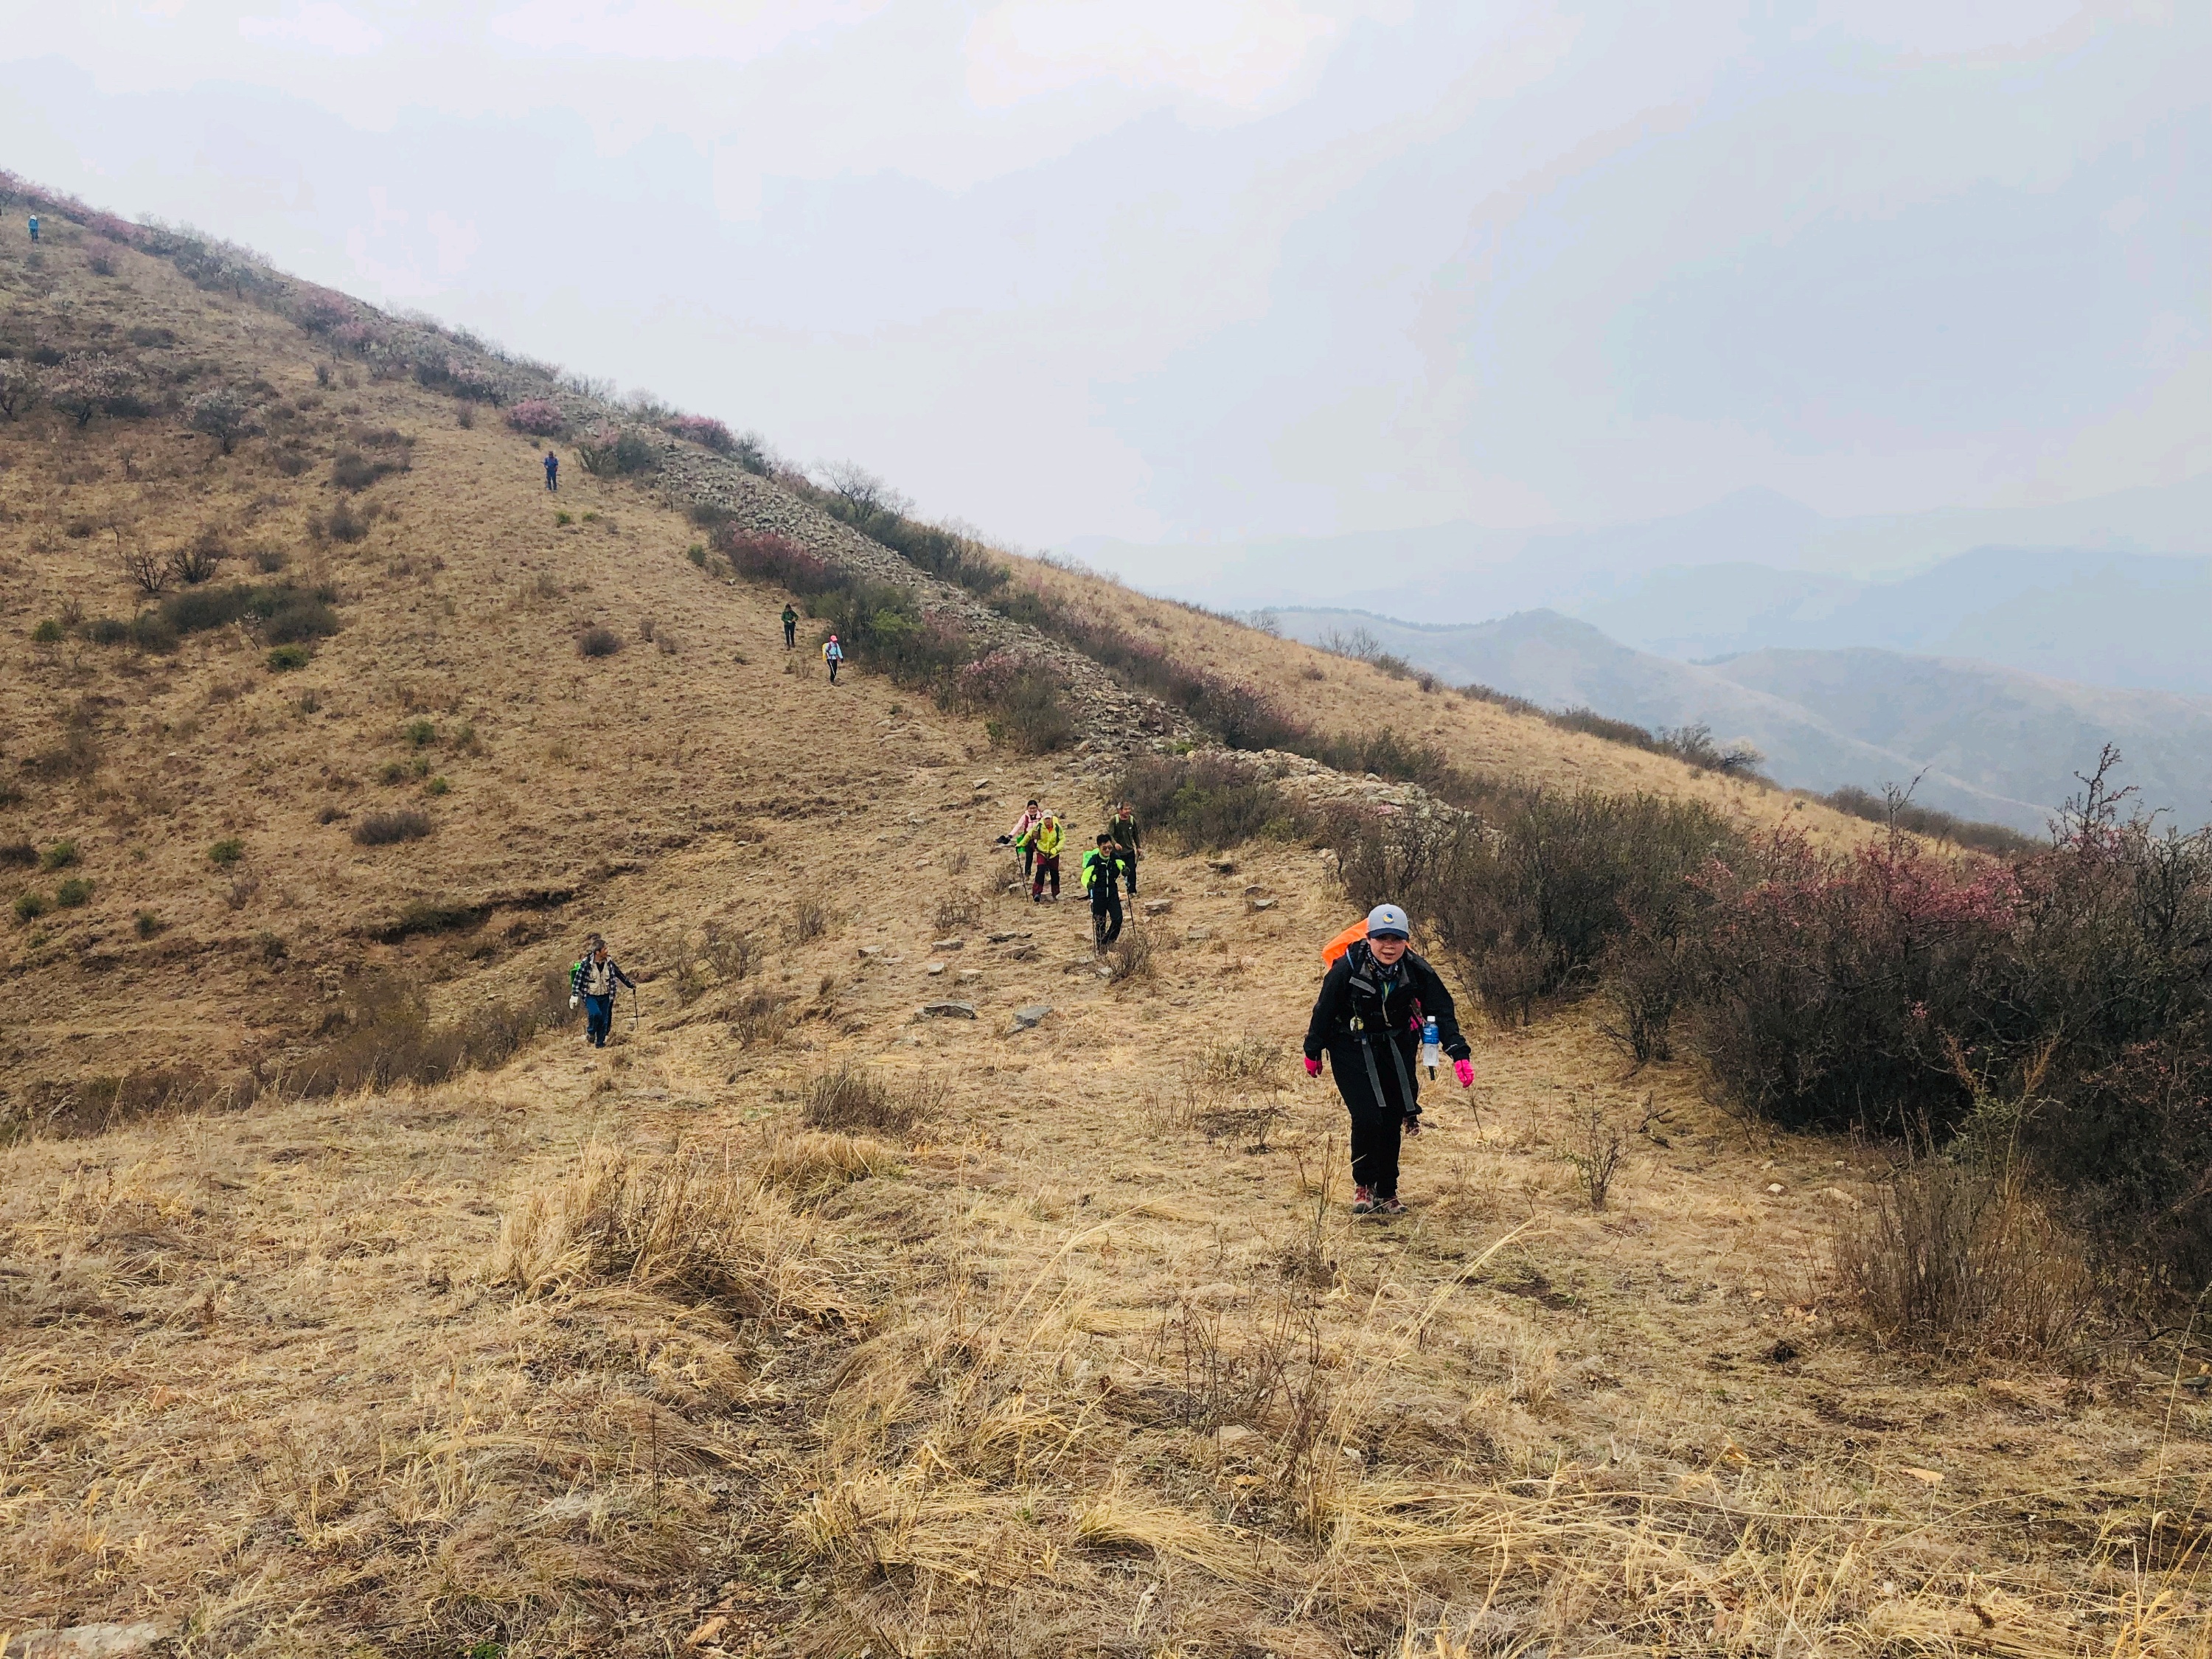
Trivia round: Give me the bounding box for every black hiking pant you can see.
[545,468,557,493]
[1348,1107,1404,1201]
[784,621,796,649]
[827,657,841,684]
[1091,890,1122,950]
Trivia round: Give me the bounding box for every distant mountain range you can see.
[1070,474,2212,700]
[1270,608,2212,835]
[1576,546,2212,695]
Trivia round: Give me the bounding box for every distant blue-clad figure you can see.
[27,215,38,243]
[543,448,559,493]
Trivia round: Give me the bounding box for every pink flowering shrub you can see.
[507,398,566,437]
[662,413,737,455]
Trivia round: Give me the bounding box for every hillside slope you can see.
[5,188,2211,1659]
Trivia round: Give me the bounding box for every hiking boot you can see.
[1350,1186,1374,1214]
[1374,1197,1405,1216]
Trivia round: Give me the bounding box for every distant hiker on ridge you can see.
[27,215,39,244]
[543,448,559,493]
[569,934,636,1049]
[823,633,844,684]
[782,604,799,650]
[1302,903,1473,1216]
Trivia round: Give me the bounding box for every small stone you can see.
[987,931,1020,943]
[922,1001,978,1019]
[932,938,964,951]
[1251,898,1276,911]
[9,1626,173,1659]
[1208,858,1238,875]
[1143,899,1173,916]
[857,945,881,958]
[1187,927,1213,942]
[958,968,982,981]
[1216,1425,1257,1449]
[927,961,947,975]
[1011,1004,1054,1030]
[1765,1183,1785,1195]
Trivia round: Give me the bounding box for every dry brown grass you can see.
[7,204,2212,1659]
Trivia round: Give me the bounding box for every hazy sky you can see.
[4,1,2206,548]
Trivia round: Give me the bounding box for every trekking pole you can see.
[630,984,640,1034]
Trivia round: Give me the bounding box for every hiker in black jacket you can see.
[1302,903,1474,1214]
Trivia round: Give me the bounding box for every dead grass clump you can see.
[757,1129,903,1197]
[352,807,431,845]
[1837,1153,2101,1360]
[484,1140,848,1321]
[577,625,621,658]
[803,1063,940,1138]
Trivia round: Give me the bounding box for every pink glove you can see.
[1453,1058,1475,1088]
[1304,1055,1322,1077]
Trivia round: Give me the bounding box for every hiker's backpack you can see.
[1321,917,1368,966]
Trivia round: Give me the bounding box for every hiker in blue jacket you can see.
[823,633,844,684]
[543,448,559,493]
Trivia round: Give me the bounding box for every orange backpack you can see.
[1321,917,1368,967]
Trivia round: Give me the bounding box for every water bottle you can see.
[1420,1016,1441,1079]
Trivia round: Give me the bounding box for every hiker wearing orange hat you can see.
[1302,902,1473,1214]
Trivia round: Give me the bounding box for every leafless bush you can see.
[577,626,621,658]
[726,987,791,1049]
[1105,926,1155,984]
[1144,1293,1321,1432]
[783,891,832,945]
[167,529,226,586]
[353,809,431,846]
[116,535,168,597]
[803,1065,941,1139]
[1837,1153,2101,1360]
[1559,1100,1626,1210]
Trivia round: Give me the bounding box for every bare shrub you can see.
[353,808,431,846]
[577,626,621,658]
[932,885,986,935]
[1559,1100,1625,1210]
[1104,927,1155,984]
[483,1141,847,1321]
[803,1064,939,1138]
[726,987,791,1049]
[167,529,226,586]
[1837,1154,2100,1360]
[291,970,569,1095]
[783,891,832,945]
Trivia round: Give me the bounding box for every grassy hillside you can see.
[5,190,2212,1659]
